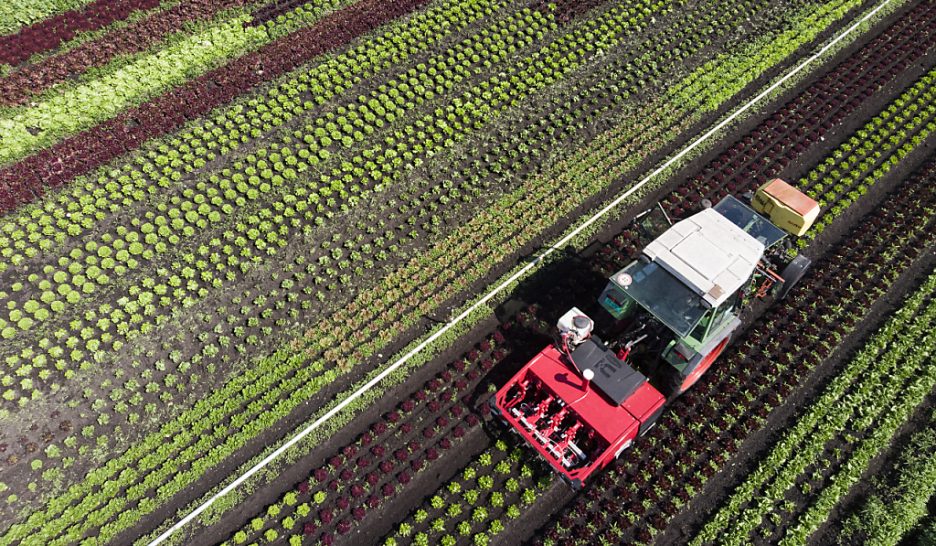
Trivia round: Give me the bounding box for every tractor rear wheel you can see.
[661,336,730,397]
[776,254,811,300]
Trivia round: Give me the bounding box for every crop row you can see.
[0,0,96,36]
[795,76,936,241]
[691,270,936,545]
[0,0,424,211]
[210,3,925,540]
[0,0,250,106]
[383,441,551,546]
[0,0,161,66]
[839,416,936,546]
[0,0,353,167]
[658,0,936,222]
[218,328,523,546]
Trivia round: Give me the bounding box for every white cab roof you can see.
[643,208,765,307]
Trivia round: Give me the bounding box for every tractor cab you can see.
[599,206,763,392]
[491,180,819,488]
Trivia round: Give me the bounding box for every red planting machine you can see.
[491,179,819,488]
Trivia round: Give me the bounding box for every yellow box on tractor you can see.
[751,178,820,236]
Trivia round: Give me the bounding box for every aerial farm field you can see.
[0,0,934,545]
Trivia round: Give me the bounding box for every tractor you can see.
[490,178,819,489]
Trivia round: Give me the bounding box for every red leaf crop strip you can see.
[527,154,936,546]
[0,0,432,216]
[220,332,516,544]
[0,0,493,278]
[250,0,320,26]
[0,0,162,66]
[0,0,249,106]
[534,0,611,23]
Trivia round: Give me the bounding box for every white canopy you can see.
[643,208,765,307]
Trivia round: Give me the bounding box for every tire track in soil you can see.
[203,3,936,536]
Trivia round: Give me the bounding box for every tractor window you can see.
[687,309,714,343]
[713,196,786,248]
[613,260,708,338]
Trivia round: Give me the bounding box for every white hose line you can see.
[148,0,893,543]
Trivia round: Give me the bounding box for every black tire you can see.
[776,254,811,300]
[639,404,665,436]
[657,362,686,400]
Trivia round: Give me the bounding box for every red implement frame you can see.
[492,345,664,487]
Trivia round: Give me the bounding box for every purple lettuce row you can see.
[0,0,161,66]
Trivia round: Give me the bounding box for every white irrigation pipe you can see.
[149,0,893,542]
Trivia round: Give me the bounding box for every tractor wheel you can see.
[776,254,811,300]
[678,336,729,393]
[661,336,730,397]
